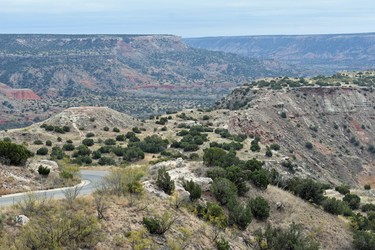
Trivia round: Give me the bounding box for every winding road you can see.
[0,170,108,207]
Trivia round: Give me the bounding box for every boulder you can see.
[149,158,184,176]
[15,215,30,226]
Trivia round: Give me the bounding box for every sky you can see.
[0,0,374,37]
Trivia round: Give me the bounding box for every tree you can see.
[248,196,270,220]
[157,167,175,195]
[353,230,375,250]
[211,178,237,205]
[183,179,202,201]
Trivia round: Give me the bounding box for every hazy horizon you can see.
[1,0,374,37]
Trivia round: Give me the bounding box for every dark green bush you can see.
[227,198,252,230]
[82,138,94,147]
[250,169,269,189]
[86,132,95,138]
[103,126,109,131]
[305,141,313,149]
[62,143,75,151]
[98,157,116,166]
[50,146,65,160]
[0,141,33,166]
[353,230,375,250]
[216,237,230,250]
[322,197,352,216]
[45,140,52,147]
[157,167,175,195]
[132,127,141,133]
[248,196,270,220]
[335,184,351,195]
[211,178,237,205]
[254,223,319,250]
[38,165,50,176]
[36,147,48,155]
[343,193,361,210]
[33,140,43,145]
[113,127,120,133]
[104,139,116,146]
[115,134,126,141]
[183,179,202,201]
[365,184,371,190]
[270,143,280,151]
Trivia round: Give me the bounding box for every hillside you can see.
[184,33,375,75]
[216,71,375,186]
[0,105,359,249]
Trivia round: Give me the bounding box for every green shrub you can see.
[82,138,94,147]
[45,140,52,147]
[62,143,75,151]
[353,230,375,250]
[183,179,202,201]
[254,223,319,250]
[280,112,287,118]
[270,143,280,151]
[60,170,73,179]
[265,146,272,157]
[365,184,371,190]
[134,135,168,153]
[156,167,175,195]
[50,146,65,160]
[92,150,101,160]
[103,126,109,131]
[36,147,48,155]
[143,212,175,235]
[216,237,230,250]
[37,165,50,176]
[116,134,126,141]
[0,141,33,166]
[227,198,252,230]
[98,157,116,166]
[123,146,145,162]
[75,145,91,156]
[305,141,313,149]
[343,193,361,210]
[335,184,351,195]
[289,178,324,204]
[132,127,141,133]
[248,196,270,220]
[362,203,375,213]
[104,138,116,146]
[211,178,237,205]
[250,169,269,189]
[113,127,120,133]
[322,197,352,216]
[86,132,95,138]
[33,140,43,145]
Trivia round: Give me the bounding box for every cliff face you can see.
[218,84,375,186]
[184,33,375,75]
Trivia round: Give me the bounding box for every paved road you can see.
[0,170,108,207]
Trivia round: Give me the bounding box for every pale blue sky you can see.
[0,0,374,37]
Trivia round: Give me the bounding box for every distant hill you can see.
[0,34,294,98]
[0,34,298,129]
[184,33,375,75]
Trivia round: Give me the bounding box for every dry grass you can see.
[245,185,354,250]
